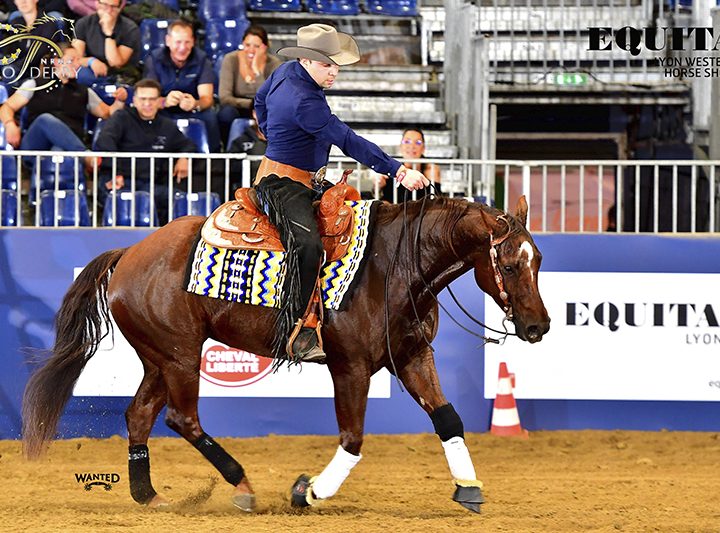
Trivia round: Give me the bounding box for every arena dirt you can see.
[1,430,718,532]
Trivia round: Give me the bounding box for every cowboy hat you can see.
[277,23,360,66]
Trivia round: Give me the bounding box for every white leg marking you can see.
[519,240,534,283]
[311,445,362,499]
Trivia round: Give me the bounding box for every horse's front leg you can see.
[291,362,369,508]
[398,346,484,513]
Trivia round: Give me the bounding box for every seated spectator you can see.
[0,43,123,163]
[218,25,281,147]
[94,78,197,224]
[143,18,220,152]
[226,105,267,191]
[3,0,68,87]
[3,0,66,19]
[376,127,442,202]
[66,0,94,17]
[72,0,140,87]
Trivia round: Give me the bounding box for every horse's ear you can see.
[515,195,528,227]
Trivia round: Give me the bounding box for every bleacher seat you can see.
[0,84,8,104]
[227,118,251,148]
[39,190,91,227]
[91,81,124,106]
[204,18,250,62]
[199,0,245,21]
[308,0,360,15]
[173,191,221,218]
[103,191,158,227]
[30,154,85,204]
[176,118,210,154]
[140,19,171,60]
[0,153,20,191]
[365,0,417,16]
[0,189,18,226]
[248,0,302,12]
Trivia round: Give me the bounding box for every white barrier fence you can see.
[0,150,717,233]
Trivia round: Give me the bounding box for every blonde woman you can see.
[218,25,281,147]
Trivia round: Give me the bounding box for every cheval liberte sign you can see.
[484,272,720,401]
[72,272,391,398]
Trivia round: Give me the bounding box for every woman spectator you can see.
[218,25,281,149]
[377,127,442,202]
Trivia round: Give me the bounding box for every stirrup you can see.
[287,321,326,363]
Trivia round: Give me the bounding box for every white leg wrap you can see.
[311,445,362,500]
[441,436,477,481]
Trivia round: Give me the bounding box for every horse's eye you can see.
[503,265,514,274]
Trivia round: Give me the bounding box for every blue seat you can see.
[365,0,417,16]
[0,84,8,104]
[308,0,360,15]
[175,118,210,154]
[140,19,171,60]
[103,191,158,227]
[126,0,179,7]
[0,189,19,226]
[173,191,221,218]
[39,190,91,227]
[248,0,302,11]
[0,154,20,191]
[91,119,106,150]
[227,118,251,148]
[204,18,250,62]
[30,155,85,203]
[199,0,245,21]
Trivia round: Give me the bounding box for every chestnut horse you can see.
[22,196,549,513]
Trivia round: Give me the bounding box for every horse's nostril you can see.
[526,325,541,341]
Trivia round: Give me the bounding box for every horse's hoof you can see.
[146,494,170,509]
[452,484,484,514]
[232,493,256,512]
[290,474,312,508]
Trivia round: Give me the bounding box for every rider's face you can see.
[301,59,339,89]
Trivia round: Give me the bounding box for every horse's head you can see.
[471,197,550,343]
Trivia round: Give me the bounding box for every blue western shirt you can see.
[143,47,215,101]
[254,60,401,176]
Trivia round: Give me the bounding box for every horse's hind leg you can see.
[125,360,168,507]
[162,362,256,512]
[397,346,484,513]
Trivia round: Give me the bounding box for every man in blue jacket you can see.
[143,18,220,152]
[254,23,429,364]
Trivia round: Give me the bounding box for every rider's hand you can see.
[396,166,429,191]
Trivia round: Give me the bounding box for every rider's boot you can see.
[286,282,325,364]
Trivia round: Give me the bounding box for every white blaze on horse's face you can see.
[519,240,535,283]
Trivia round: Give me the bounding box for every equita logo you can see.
[75,472,120,491]
[200,344,274,387]
[566,302,719,332]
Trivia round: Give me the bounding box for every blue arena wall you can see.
[1,229,720,440]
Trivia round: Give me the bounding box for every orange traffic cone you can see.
[490,362,528,438]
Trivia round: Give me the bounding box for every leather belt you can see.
[254,157,322,188]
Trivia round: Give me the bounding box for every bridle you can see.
[488,213,514,322]
[383,191,518,389]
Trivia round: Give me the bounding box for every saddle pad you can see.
[186,200,377,311]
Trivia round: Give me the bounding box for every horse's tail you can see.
[22,248,127,459]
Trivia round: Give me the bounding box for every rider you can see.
[254,23,429,364]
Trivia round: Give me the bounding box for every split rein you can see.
[383,188,517,387]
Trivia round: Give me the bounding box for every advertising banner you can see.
[485,271,720,401]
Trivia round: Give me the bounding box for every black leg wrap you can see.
[429,403,464,441]
[193,432,245,486]
[128,444,157,504]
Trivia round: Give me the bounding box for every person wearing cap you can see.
[254,23,429,365]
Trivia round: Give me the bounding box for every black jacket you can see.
[95,107,197,181]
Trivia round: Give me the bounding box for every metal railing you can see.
[1,151,718,234]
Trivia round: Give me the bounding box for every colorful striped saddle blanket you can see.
[185,200,378,311]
